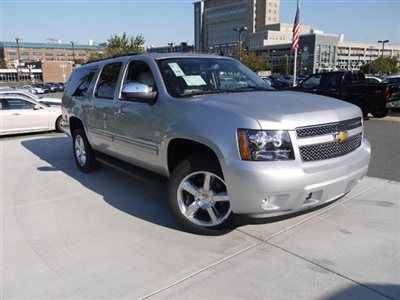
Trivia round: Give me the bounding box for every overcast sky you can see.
[1,0,399,46]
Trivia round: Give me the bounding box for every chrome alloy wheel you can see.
[74,135,87,167]
[177,171,231,227]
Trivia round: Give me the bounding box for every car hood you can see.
[194,90,361,130]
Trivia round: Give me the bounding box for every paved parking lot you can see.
[2,123,399,299]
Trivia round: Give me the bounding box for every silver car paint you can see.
[62,53,371,217]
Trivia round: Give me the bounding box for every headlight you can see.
[237,129,295,161]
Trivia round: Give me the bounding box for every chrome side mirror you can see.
[33,104,43,110]
[121,82,157,105]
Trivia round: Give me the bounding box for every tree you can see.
[237,48,270,72]
[0,58,7,69]
[105,32,145,57]
[240,53,270,72]
[361,57,399,75]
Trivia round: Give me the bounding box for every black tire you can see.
[55,116,63,132]
[167,155,233,235]
[72,128,100,172]
[371,108,388,118]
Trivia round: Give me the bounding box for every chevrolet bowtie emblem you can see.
[334,131,349,142]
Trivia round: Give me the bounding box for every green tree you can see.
[105,32,146,57]
[361,57,399,75]
[240,53,270,72]
[0,58,7,69]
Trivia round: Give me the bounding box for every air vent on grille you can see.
[299,133,362,162]
[296,117,362,139]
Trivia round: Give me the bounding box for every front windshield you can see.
[157,57,273,97]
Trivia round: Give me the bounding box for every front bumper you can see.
[60,116,71,136]
[223,139,371,217]
[386,100,400,109]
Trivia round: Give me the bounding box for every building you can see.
[251,31,400,74]
[147,42,194,53]
[0,41,104,68]
[194,0,282,54]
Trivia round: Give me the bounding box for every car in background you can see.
[381,75,400,110]
[292,70,393,118]
[0,94,62,136]
[365,76,382,84]
[0,89,62,106]
[31,83,49,94]
[44,83,58,93]
[381,75,400,85]
[55,82,65,92]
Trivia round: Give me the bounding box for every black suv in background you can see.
[292,70,394,118]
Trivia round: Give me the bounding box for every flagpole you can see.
[293,48,298,86]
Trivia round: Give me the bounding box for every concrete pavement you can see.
[1,134,399,299]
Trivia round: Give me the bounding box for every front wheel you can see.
[55,116,63,132]
[371,108,388,118]
[167,155,233,235]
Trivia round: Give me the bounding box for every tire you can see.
[371,108,388,118]
[55,116,63,132]
[72,128,100,172]
[167,155,233,235]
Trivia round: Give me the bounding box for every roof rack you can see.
[84,52,141,65]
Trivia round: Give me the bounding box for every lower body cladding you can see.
[223,140,371,218]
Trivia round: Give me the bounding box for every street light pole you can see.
[15,37,21,66]
[233,26,248,60]
[378,39,389,74]
[70,41,76,62]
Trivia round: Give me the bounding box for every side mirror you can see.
[121,82,157,105]
[33,104,43,110]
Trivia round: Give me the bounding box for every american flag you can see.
[291,0,300,53]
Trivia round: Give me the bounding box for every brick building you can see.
[0,41,104,68]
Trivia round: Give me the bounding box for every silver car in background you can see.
[61,53,371,234]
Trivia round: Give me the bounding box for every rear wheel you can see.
[55,116,63,132]
[167,155,233,235]
[371,108,388,118]
[72,128,100,172]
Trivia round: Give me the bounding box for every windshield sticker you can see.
[168,63,185,77]
[182,75,207,86]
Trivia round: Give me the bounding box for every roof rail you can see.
[84,52,141,65]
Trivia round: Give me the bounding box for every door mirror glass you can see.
[121,82,157,104]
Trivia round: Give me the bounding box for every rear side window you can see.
[4,99,34,109]
[95,62,123,99]
[65,67,97,98]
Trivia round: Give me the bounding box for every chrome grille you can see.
[299,133,362,162]
[296,117,362,138]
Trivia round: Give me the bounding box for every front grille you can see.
[299,133,362,162]
[296,117,362,138]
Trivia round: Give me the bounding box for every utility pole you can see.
[285,54,289,75]
[233,26,248,60]
[378,39,389,74]
[15,37,21,66]
[70,41,76,62]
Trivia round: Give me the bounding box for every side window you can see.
[5,99,35,110]
[302,74,321,89]
[65,67,97,98]
[321,73,342,88]
[95,62,123,99]
[0,100,3,110]
[122,61,156,94]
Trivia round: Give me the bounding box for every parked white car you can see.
[0,94,62,136]
[0,89,62,106]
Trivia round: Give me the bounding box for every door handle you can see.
[114,109,126,118]
[88,105,97,112]
[12,112,21,115]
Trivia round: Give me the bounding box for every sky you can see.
[0,0,399,47]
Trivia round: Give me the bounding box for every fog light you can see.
[261,196,280,211]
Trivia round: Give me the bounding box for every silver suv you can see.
[61,53,371,234]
